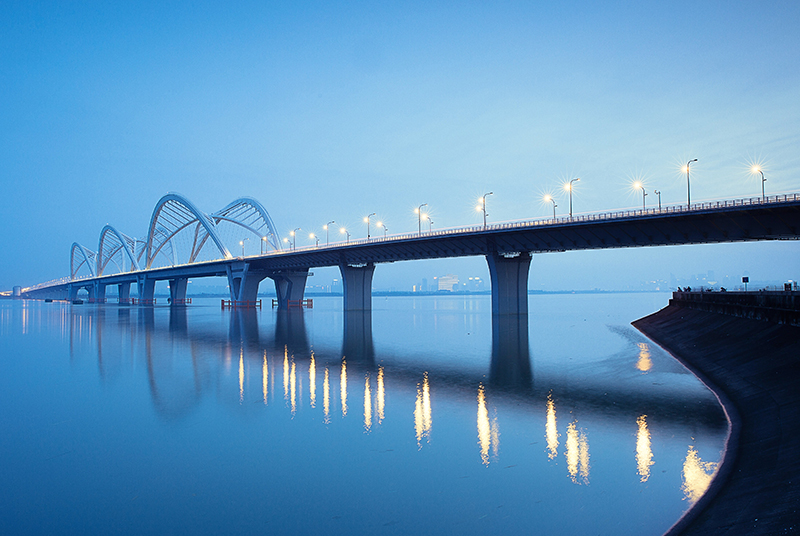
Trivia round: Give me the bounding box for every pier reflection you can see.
[490,313,533,391]
[55,300,727,499]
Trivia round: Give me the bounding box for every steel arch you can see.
[145,193,232,269]
[97,225,140,275]
[210,197,283,252]
[70,243,97,280]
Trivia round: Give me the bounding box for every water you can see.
[0,294,727,535]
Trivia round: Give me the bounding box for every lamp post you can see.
[752,166,766,201]
[340,227,350,244]
[324,221,335,246]
[428,218,433,232]
[654,190,662,210]
[239,238,249,256]
[544,195,557,220]
[416,203,427,236]
[634,182,647,211]
[364,213,376,239]
[685,159,697,208]
[291,228,300,251]
[310,233,319,247]
[377,221,388,238]
[567,178,580,218]
[479,192,493,230]
[261,236,267,254]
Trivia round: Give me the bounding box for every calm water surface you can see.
[0,294,727,535]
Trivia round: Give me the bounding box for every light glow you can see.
[636,415,654,482]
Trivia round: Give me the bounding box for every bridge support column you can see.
[168,278,188,305]
[227,262,271,305]
[265,267,310,309]
[340,263,375,312]
[486,252,532,315]
[118,282,131,305]
[90,282,106,304]
[137,276,156,305]
[67,284,78,301]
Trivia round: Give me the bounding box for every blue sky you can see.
[2,1,799,291]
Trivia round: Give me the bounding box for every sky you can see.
[2,0,799,291]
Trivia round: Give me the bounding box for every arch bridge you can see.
[25,192,800,315]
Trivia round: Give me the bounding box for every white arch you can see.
[70,243,96,280]
[97,225,140,275]
[145,193,232,269]
[209,197,283,252]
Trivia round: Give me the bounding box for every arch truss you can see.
[97,225,140,276]
[211,197,282,253]
[70,243,97,280]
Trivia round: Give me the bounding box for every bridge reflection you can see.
[49,301,725,495]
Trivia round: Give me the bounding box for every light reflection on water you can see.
[0,295,728,535]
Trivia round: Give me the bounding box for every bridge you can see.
[21,192,800,315]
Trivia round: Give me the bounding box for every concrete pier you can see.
[485,252,532,315]
[340,263,375,312]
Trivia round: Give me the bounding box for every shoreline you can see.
[634,304,800,534]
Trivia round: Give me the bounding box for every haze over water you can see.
[0,293,726,535]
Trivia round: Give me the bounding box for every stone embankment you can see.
[634,291,800,535]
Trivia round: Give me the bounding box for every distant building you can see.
[437,274,459,291]
[421,278,428,292]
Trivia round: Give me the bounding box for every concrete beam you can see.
[340,263,375,311]
[486,252,532,315]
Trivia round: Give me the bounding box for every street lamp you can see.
[261,236,267,254]
[634,181,647,210]
[428,218,433,232]
[239,238,249,256]
[653,190,662,210]
[291,228,300,250]
[565,178,580,218]
[377,221,388,238]
[477,192,493,230]
[340,227,350,244]
[416,203,427,236]
[752,165,766,201]
[685,159,697,208]
[364,213,376,239]
[324,221,335,246]
[544,194,557,220]
[310,233,319,247]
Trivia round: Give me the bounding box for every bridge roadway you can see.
[25,194,800,314]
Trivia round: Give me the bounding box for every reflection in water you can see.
[239,351,244,404]
[262,352,268,405]
[566,421,590,484]
[309,353,316,408]
[377,366,385,424]
[340,360,348,417]
[364,374,372,432]
[323,367,330,424]
[290,360,297,416]
[477,384,500,465]
[41,296,729,523]
[637,342,653,372]
[546,393,559,460]
[636,415,654,481]
[490,313,533,391]
[283,348,289,403]
[414,372,432,448]
[682,446,718,504]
